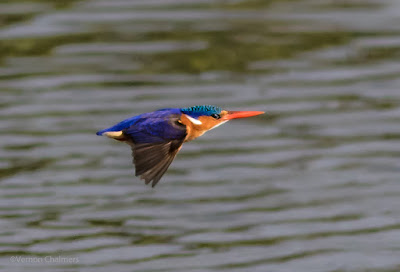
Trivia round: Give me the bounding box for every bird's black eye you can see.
[211,113,221,119]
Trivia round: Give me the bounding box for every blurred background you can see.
[1,0,400,271]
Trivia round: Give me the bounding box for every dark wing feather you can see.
[123,112,186,187]
[131,140,182,187]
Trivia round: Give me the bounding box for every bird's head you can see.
[180,105,264,132]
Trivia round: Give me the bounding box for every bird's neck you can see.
[180,114,211,142]
[181,115,206,142]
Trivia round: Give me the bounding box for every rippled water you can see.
[1,0,400,271]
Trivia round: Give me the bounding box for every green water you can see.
[1,0,400,271]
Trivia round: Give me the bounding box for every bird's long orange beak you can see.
[224,110,264,120]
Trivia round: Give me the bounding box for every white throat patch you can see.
[210,120,227,130]
[185,114,202,125]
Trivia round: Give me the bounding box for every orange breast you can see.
[180,114,223,142]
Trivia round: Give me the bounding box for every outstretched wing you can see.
[130,140,183,187]
[122,111,187,187]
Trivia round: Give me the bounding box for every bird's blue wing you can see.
[97,108,187,187]
[122,109,186,144]
[96,108,186,142]
[121,109,187,187]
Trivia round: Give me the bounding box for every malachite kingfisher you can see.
[96,105,264,187]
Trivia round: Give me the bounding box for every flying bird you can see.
[96,105,264,187]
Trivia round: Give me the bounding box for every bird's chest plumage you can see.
[180,114,206,142]
[180,114,221,142]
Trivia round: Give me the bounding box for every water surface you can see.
[1,0,400,271]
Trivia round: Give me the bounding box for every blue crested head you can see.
[180,105,222,118]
